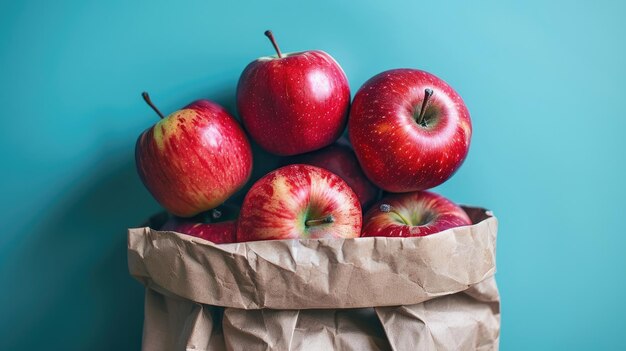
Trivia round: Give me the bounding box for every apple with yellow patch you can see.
[361,191,471,237]
[136,92,253,217]
[236,164,362,241]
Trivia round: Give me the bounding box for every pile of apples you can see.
[136,31,473,244]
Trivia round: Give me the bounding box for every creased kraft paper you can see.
[129,206,500,350]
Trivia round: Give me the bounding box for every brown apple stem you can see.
[305,215,334,226]
[264,30,283,58]
[416,88,434,126]
[142,92,165,119]
[379,204,410,225]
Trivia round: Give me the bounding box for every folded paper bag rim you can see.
[128,206,497,310]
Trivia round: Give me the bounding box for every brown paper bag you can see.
[128,206,500,350]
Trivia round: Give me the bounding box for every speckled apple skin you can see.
[136,100,253,217]
[349,69,472,192]
[161,217,237,244]
[236,50,350,156]
[361,191,471,237]
[291,141,380,210]
[236,164,362,242]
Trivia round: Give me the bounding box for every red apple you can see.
[348,69,472,192]
[161,206,238,244]
[287,140,380,209]
[136,92,253,217]
[361,191,471,237]
[236,164,362,241]
[226,140,287,207]
[236,30,350,156]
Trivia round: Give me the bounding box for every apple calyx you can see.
[141,92,165,119]
[415,88,434,127]
[264,30,283,58]
[305,215,335,227]
[379,204,410,225]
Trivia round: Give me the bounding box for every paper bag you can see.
[128,206,500,350]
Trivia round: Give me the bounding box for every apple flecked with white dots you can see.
[348,69,472,193]
[236,164,362,241]
[137,31,476,243]
[236,31,351,156]
[136,99,253,218]
[361,190,471,237]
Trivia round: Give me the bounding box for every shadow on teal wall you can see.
[0,157,145,349]
[1,0,625,350]
[0,82,241,349]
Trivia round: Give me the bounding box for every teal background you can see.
[1,0,624,349]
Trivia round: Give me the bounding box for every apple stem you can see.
[142,92,165,119]
[264,30,283,58]
[305,215,334,227]
[416,88,434,126]
[379,204,410,225]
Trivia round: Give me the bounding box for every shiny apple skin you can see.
[290,141,380,210]
[226,140,287,207]
[161,217,236,244]
[136,100,253,217]
[236,164,362,242]
[236,50,350,156]
[361,191,471,237]
[349,69,472,192]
